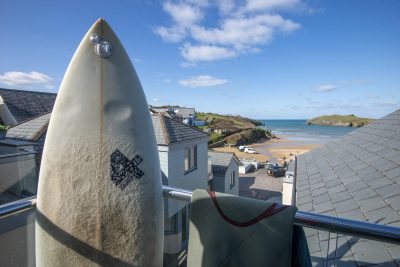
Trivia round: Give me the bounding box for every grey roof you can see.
[151,114,208,145]
[4,112,207,146]
[0,88,56,123]
[6,112,51,141]
[295,109,400,266]
[208,151,239,173]
[151,107,170,114]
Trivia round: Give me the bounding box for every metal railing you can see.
[1,186,400,245]
[0,150,38,159]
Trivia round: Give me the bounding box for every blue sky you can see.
[0,0,399,119]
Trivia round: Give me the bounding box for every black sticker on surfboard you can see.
[111,149,144,189]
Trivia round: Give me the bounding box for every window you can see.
[184,145,197,173]
[230,171,235,188]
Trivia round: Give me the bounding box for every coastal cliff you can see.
[307,114,374,127]
[195,112,269,146]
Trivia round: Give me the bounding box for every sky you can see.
[0,0,399,119]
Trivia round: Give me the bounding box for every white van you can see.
[244,147,257,154]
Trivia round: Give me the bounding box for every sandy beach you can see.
[211,146,270,162]
[211,136,321,163]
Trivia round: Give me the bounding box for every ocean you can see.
[258,119,356,145]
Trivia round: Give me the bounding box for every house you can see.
[192,120,206,127]
[214,128,227,135]
[208,151,240,196]
[0,88,56,125]
[150,106,198,126]
[150,106,176,119]
[151,114,209,254]
[173,107,195,121]
[294,109,400,266]
[2,108,210,256]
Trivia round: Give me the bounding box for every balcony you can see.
[0,186,399,266]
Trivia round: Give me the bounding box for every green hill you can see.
[195,112,268,145]
[307,114,374,127]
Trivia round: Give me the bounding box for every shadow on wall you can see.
[239,176,282,201]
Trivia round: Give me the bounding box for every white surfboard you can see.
[36,19,163,266]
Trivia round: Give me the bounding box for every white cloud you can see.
[133,58,142,63]
[154,26,187,43]
[164,78,171,83]
[155,0,305,63]
[317,85,336,92]
[181,44,237,62]
[0,71,54,89]
[163,2,203,27]
[244,0,300,12]
[154,2,204,42]
[216,0,235,14]
[179,75,228,87]
[191,14,300,48]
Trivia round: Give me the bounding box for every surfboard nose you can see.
[84,18,116,59]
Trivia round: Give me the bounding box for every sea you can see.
[258,119,356,145]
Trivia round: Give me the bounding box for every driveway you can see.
[239,167,283,203]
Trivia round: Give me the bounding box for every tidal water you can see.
[258,119,356,145]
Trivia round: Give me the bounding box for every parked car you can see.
[270,166,286,177]
[266,163,279,175]
[238,145,247,151]
[244,147,257,154]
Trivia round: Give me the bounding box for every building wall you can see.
[224,159,239,195]
[210,173,225,193]
[161,137,208,254]
[165,138,208,218]
[210,159,239,195]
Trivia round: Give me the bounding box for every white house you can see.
[151,114,209,254]
[4,111,210,255]
[208,151,240,196]
[0,89,212,258]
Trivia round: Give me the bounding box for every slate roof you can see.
[151,114,208,145]
[208,151,239,173]
[6,113,51,141]
[0,88,56,123]
[295,109,400,266]
[3,111,207,146]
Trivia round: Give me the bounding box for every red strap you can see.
[208,191,287,227]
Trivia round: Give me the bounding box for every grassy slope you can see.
[308,114,374,127]
[196,112,268,145]
[196,112,259,130]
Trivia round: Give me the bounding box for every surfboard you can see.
[36,19,163,266]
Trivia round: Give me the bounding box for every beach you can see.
[212,136,321,163]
